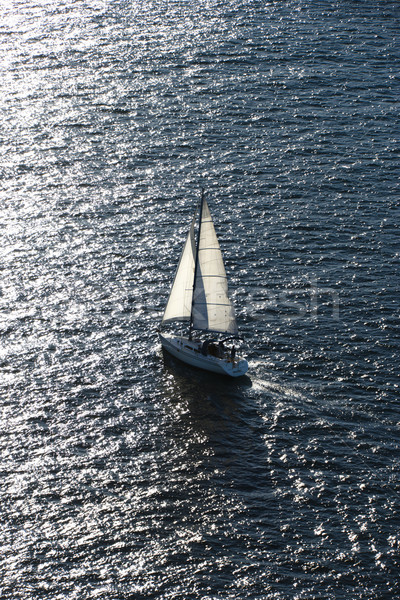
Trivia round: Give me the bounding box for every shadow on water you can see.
[161,347,253,391]
[159,348,257,426]
[154,349,276,596]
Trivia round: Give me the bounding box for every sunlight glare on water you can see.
[0,0,399,599]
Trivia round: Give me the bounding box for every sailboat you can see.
[159,189,248,378]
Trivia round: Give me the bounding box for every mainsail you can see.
[161,195,238,336]
[191,199,238,335]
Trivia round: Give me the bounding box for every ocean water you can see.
[0,1,399,598]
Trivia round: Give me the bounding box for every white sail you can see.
[162,217,195,324]
[192,200,238,335]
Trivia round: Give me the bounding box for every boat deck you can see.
[160,333,248,378]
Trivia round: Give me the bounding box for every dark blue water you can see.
[1,1,399,598]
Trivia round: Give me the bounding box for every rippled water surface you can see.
[1,1,399,598]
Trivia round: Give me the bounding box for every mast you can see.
[189,188,205,340]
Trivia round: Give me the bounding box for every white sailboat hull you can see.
[160,333,248,378]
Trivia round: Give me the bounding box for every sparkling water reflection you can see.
[1,1,399,599]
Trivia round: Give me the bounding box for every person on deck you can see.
[201,340,210,356]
